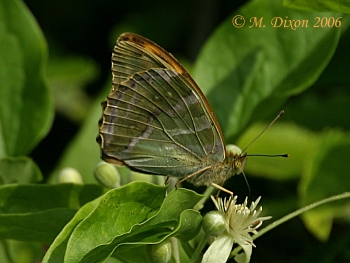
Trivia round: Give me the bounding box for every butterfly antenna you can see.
[242,171,251,197]
[247,153,289,157]
[241,110,284,153]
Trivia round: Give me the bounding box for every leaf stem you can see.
[180,240,195,259]
[189,234,209,263]
[194,186,215,211]
[171,237,181,263]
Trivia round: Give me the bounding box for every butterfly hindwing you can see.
[98,33,226,177]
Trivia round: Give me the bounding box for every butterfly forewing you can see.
[112,40,170,86]
[98,33,226,178]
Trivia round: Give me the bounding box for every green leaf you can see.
[0,156,42,184]
[0,0,53,157]
[0,208,77,243]
[42,197,103,263]
[0,183,104,243]
[43,182,166,263]
[298,130,350,241]
[43,182,202,263]
[283,90,350,131]
[173,209,202,241]
[112,191,202,263]
[284,0,350,13]
[193,0,341,141]
[113,210,201,263]
[87,189,202,263]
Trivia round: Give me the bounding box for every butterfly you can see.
[97,33,248,194]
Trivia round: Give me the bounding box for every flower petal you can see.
[234,243,252,263]
[202,234,234,263]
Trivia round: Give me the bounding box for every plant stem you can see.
[255,191,350,240]
[230,191,350,257]
[180,240,195,259]
[189,234,210,263]
[194,186,215,211]
[171,237,181,263]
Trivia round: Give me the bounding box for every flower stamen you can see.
[203,195,271,263]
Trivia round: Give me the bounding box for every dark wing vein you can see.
[159,69,210,155]
[107,71,206,161]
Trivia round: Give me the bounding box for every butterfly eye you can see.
[234,160,242,170]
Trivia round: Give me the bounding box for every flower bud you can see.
[58,167,83,184]
[146,240,172,263]
[130,170,153,183]
[202,211,226,237]
[94,162,120,188]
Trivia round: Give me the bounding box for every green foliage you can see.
[284,0,350,13]
[193,0,341,140]
[0,0,350,262]
[42,183,202,263]
[299,131,350,240]
[0,0,53,157]
[0,156,42,184]
[0,183,104,243]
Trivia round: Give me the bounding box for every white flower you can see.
[202,196,271,263]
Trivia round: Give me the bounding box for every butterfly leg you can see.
[175,166,212,190]
[164,176,170,186]
[211,183,233,196]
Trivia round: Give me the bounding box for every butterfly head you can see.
[226,144,247,175]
